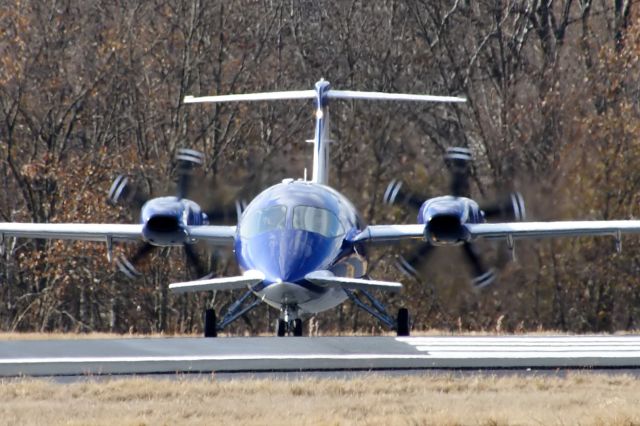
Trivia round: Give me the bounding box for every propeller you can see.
[107,175,147,210]
[176,149,204,199]
[481,192,526,222]
[108,148,210,279]
[383,179,424,210]
[385,147,525,289]
[444,146,473,197]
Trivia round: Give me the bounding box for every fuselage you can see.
[235,179,366,314]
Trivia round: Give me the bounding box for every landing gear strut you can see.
[345,288,411,336]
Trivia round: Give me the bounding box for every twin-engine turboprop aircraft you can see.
[3,79,640,337]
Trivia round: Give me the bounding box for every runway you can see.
[2,335,640,377]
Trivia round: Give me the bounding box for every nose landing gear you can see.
[276,305,303,336]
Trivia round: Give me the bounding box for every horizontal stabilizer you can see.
[305,271,402,293]
[185,89,465,105]
[169,270,265,293]
[327,90,466,103]
[184,91,316,104]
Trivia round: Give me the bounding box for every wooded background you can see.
[1,0,640,335]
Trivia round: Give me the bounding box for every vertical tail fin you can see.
[311,79,331,184]
[184,80,466,186]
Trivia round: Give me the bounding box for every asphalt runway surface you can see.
[2,335,640,378]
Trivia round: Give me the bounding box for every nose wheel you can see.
[276,306,303,336]
[276,318,303,336]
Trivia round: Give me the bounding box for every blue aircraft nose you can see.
[237,229,342,284]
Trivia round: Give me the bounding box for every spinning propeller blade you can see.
[108,175,147,210]
[176,149,204,200]
[461,242,496,289]
[115,242,155,278]
[481,192,526,222]
[384,179,424,210]
[444,147,472,197]
[204,199,248,224]
[183,243,208,278]
[395,243,434,278]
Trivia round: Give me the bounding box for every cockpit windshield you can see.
[240,205,287,238]
[293,206,344,238]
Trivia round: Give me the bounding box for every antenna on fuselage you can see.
[184,80,466,186]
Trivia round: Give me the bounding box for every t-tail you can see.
[184,79,466,186]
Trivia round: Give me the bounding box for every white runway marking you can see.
[397,336,640,358]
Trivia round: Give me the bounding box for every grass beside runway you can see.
[1,373,639,425]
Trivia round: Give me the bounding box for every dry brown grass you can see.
[1,373,639,425]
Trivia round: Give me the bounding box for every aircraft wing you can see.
[305,271,402,292]
[351,221,640,244]
[0,223,143,242]
[466,221,640,240]
[186,225,237,244]
[0,223,236,245]
[349,225,425,244]
[169,270,265,293]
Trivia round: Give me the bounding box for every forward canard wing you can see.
[169,270,265,293]
[305,270,402,292]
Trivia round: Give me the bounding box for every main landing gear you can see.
[345,289,411,336]
[202,290,262,338]
[204,308,217,337]
[201,290,409,338]
[396,307,410,337]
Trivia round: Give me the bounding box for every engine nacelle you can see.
[140,197,207,246]
[419,196,482,246]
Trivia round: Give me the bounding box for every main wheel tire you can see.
[292,319,303,337]
[276,319,287,337]
[204,309,217,338]
[396,308,410,337]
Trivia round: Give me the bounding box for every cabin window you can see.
[293,206,345,238]
[240,205,287,238]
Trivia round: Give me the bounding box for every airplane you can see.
[2,78,640,338]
